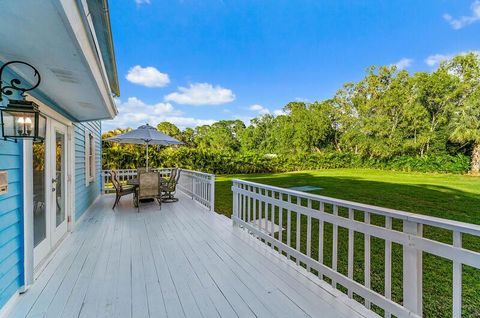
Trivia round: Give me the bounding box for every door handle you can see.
[52,178,57,192]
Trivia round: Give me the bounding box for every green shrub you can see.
[103,147,470,174]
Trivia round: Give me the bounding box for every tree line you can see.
[103,52,480,174]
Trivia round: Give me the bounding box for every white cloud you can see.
[126,65,170,87]
[392,58,413,70]
[102,97,216,131]
[249,104,270,115]
[294,97,310,103]
[232,115,254,127]
[135,0,151,5]
[164,83,235,105]
[166,117,216,127]
[425,54,450,67]
[425,50,479,67]
[443,1,480,29]
[273,109,287,116]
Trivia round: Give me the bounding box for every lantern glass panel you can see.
[1,111,15,137]
[8,110,36,138]
[37,114,46,141]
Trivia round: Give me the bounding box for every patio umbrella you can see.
[104,123,183,170]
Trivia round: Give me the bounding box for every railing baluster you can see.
[270,191,275,236]
[296,196,301,266]
[253,187,257,230]
[247,186,251,224]
[260,190,265,233]
[241,185,246,222]
[348,208,354,298]
[287,194,292,247]
[332,205,338,289]
[306,199,312,272]
[365,211,371,309]
[318,201,324,279]
[278,195,283,243]
[453,231,462,318]
[385,216,392,318]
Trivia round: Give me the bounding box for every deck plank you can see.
[7,194,376,318]
[61,210,116,318]
[166,205,307,318]
[78,212,118,318]
[25,209,110,318]
[175,196,375,318]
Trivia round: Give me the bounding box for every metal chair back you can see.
[139,172,161,199]
[109,170,122,192]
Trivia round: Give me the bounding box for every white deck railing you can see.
[101,168,215,211]
[177,169,215,211]
[231,179,480,318]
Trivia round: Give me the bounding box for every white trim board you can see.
[23,140,34,289]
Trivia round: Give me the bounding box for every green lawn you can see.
[214,169,480,317]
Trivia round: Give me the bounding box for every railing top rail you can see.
[180,169,215,178]
[232,179,480,236]
[103,168,172,172]
[102,168,213,177]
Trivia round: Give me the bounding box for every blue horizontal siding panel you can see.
[0,138,24,309]
[74,121,102,220]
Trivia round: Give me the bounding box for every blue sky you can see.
[103,0,480,131]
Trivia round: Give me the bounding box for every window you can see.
[85,130,96,185]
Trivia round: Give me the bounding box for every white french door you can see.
[50,121,68,247]
[33,118,69,268]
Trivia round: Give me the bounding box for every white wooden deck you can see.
[8,193,376,318]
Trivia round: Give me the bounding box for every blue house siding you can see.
[0,140,24,309]
[74,121,102,220]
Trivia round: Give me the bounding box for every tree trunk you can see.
[471,142,480,175]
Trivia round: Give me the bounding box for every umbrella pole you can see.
[146,143,149,171]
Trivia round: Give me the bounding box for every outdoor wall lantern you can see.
[0,61,45,142]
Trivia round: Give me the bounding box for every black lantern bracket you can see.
[0,61,44,142]
[0,60,41,102]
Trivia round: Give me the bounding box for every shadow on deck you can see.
[8,193,375,318]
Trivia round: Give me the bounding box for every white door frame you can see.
[23,96,75,288]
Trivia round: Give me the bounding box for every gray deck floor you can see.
[8,193,375,318]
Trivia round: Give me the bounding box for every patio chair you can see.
[161,168,182,203]
[136,172,162,212]
[110,170,135,209]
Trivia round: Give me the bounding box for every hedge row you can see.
[135,148,471,174]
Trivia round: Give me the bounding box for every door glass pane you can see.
[55,132,65,227]
[33,142,46,247]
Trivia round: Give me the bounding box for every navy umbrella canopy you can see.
[104,124,183,169]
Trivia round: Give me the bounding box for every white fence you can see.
[101,168,215,211]
[231,179,480,318]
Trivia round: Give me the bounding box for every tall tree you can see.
[446,53,480,174]
[157,122,182,140]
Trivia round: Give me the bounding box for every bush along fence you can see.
[103,147,471,175]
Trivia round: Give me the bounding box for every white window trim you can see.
[85,129,96,186]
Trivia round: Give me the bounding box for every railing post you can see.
[210,175,215,212]
[403,220,423,316]
[232,181,238,226]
